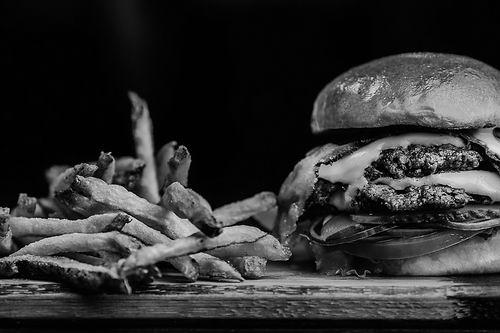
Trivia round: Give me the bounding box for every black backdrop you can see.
[2,0,500,208]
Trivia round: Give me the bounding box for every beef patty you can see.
[365,144,482,180]
[308,144,487,213]
[355,184,473,212]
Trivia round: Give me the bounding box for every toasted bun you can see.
[313,233,500,276]
[374,233,500,275]
[311,53,500,133]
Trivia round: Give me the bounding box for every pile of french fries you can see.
[0,92,289,294]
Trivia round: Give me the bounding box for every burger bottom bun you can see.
[311,232,500,276]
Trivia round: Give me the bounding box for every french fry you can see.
[119,225,289,277]
[65,176,198,238]
[113,157,145,191]
[11,231,142,257]
[54,192,96,220]
[160,182,222,236]
[0,208,16,255]
[129,92,160,203]
[0,91,294,293]
[124,219,242,281]
[99,213,241,282]
[156,141,177,190]
[213,192,277,227]
[50,163,99,219]
[192,253,243,282]
[117,232,210,276]
[11,193,37,218]
[0,254,149,294]
[64,176,289,260]
[50,163,98,197]
[34,206,232,282]
[9,213,130,238]
[118,214,200,281]
[204,225,290,260]
[117,231,277,279]
[165,145,191,188]
[94,151,115,184]
[120,214,242,281]
[225,256,267,279]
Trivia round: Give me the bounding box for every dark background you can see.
[2,0,500,208]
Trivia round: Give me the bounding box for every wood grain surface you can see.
[1,263,500,321]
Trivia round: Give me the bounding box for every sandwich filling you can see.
[277,127,500,266]
[315,132,500,212]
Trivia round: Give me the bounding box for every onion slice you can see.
[341,230,481,260]
[304,216,397,246]
[444,217,500,231]
[383,228,437,238]
[351,208,500,231]
[308,215,363,241]
[321,224,398,246]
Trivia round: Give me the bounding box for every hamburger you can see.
[277,52,500,276]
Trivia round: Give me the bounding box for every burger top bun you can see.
[311,53,500,133]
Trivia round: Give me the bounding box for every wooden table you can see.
[2,263,500,331]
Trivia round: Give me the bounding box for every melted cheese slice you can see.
[375,170,500,202]
[318,133,465,210]
[472,128,500,158]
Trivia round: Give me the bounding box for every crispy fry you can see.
[58,177,283,279]
[129,92,160,203]
[192,253,243,282]
[0,208,16,255]
[165,145,191,188]
[122,216,242,281]
[9,213,130,238]
[50,163,98,219]
[94,151,116,184]
[50,163,98,197]
[66,176,198,238]
[118,214,200,281]
[156,141,177,190]
[225,256,267,279]
[2,91,293,293]
[161,182,222,235]
[56,186,104,215]
[64,176,289,259]
[0,254,150,294]
[100,213,241,282]
[204,225,290,260]
[12,232,142,257]
[213,192,277,227]
[113,157,145,191]
[11,193,37,218]
[117,232,209,276]
[119,225,289,277]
